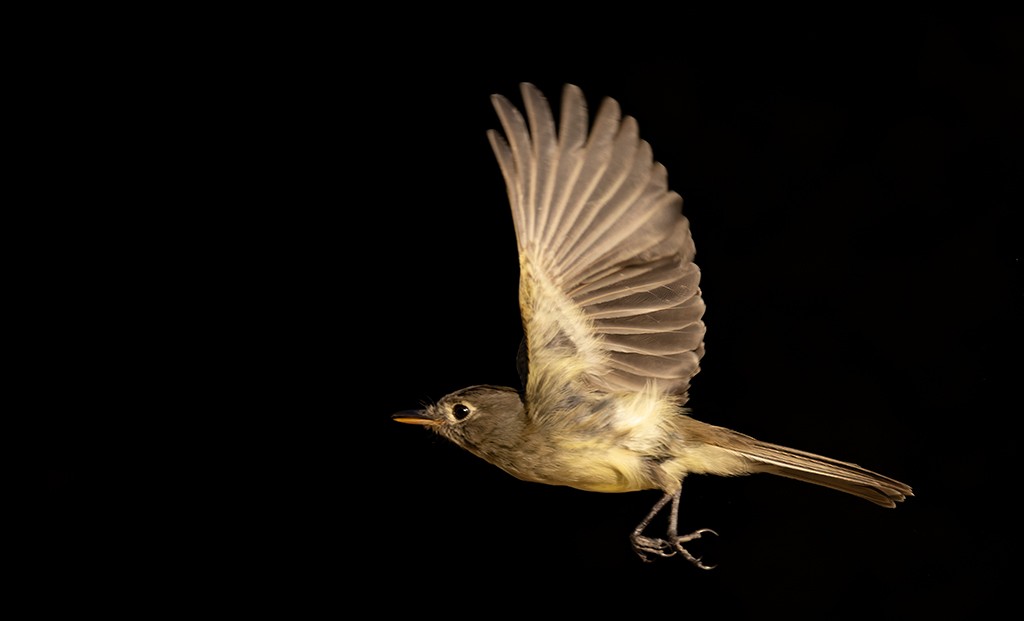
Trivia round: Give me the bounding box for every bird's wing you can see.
[488,83,705,408]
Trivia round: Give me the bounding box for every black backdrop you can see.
[42,17,1020,618]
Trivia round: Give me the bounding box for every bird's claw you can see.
[631,529,718,569]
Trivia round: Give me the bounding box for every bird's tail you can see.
[719,432,913,507]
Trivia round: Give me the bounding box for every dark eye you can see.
[452,404,471,421]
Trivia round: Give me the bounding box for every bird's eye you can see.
[452,404,471,421]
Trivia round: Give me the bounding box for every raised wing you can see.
[488,83,705,405]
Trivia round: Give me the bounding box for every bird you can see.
[393,82,912,567]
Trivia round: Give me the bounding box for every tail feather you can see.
[723,436,913,508]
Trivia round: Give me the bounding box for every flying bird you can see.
[394,83,912,567]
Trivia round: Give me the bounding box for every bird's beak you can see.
[392,409,441,426]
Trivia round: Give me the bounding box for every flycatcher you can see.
[394,83,912,567]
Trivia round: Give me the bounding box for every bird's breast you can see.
[498,390,679,493]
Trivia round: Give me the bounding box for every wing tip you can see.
[490,92,511,109]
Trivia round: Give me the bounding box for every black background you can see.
[41,16,1019,617]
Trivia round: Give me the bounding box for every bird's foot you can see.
[631,528,717,569]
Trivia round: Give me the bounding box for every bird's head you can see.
[393,385,527,461]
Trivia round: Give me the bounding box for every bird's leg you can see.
[630,486,717,568]
[626,493,675,561]
[664,488,718,569]
[630,490,674,559]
